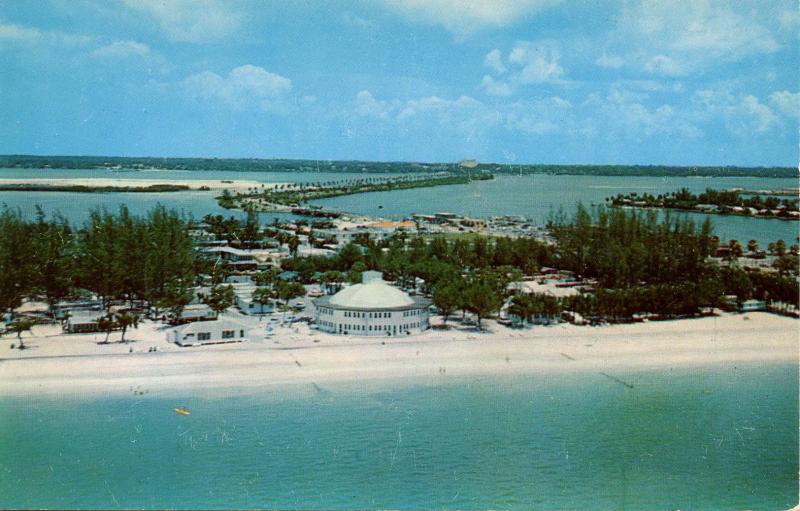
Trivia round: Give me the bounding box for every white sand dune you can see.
[0,312,796,397]
[0,178,276,192]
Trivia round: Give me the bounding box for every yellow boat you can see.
[174,408,191,416]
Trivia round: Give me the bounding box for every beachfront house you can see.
[232,284,273,315]
[178,303,217,323]
[313,271,431,336]
[52,298,102,320]
[167,318,254,347]
[65,310,105,333]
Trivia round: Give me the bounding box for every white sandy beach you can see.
[0,312,796,397]
[0,178,274,192]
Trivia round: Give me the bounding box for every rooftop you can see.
[318,271,429,310]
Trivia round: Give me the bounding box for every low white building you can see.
[313,271,430,336]
[65,310,106,333]
[167,317,255,347]
[178,303,217,322]
[232,284,273,315]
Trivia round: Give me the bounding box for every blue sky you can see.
[0,0,797,165]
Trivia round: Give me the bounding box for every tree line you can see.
[0,205,197,317]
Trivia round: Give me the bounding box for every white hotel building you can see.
[314,271,431,336]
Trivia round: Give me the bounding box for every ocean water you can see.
[1,363,796,510]
[0,169,796,244]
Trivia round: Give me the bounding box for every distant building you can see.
[200,246,258,270]
[65,310,105,333]
[167,318,254,347]
[313,271,430,336]
[232,284,273,315]
[178,304,217,323]
[52,299,102,320]
[741,299,767,312]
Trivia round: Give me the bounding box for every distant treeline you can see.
[1,155,794,178]
[0,184,190,193]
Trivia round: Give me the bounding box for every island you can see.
[607,187,800,220]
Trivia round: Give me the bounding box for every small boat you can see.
[174,408,191,416]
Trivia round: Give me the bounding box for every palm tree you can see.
[9,318,35,349]
[728,239,743,259]
[116,312,139,343]
[97,314,116,344]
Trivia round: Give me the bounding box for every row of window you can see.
[402,310,422,317]
[345,311,397,318]
[323,322,426,332]
[188,329,244,341]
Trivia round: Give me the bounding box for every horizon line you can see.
[1,153,797,170]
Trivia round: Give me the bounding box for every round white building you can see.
[314,271,431,336]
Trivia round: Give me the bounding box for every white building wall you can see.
[316,306,429,336]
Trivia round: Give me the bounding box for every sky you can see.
[0,0,798,166]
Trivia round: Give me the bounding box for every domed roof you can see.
[329,279,415,309]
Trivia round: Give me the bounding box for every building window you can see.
[198,332,211,341]
[222,330,235,339]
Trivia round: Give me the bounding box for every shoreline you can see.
[0,177,271,192]
[0,312,796,398]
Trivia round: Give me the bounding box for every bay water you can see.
[0,168,796,245]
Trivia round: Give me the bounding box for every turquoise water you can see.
[0,169,796,244]
[1,364,796,510]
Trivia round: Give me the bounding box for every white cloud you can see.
[183,65,292,112]
[342,13,377,30]
[616,1,781,74]
[0,23,41,42]
[595,53,624,69]
[740,95,779,133]
[691,88,781,135]
[508,41,564,84]
[778,8,800,36]
[484,49,506,73]
[0,22,91,47]
[122,0,242,43]
[92,40,150,58]
[769,90,800,119]
[480,75,512,96]
[398,95,487,120]
[355,90,397,118]
[379,0,560,37]
[644,55,687,76]
[478,41,567,96]
[582,87,702,139]
[503,97,571,135]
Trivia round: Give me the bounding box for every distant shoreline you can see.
[0,177,268,193]
[0,155,795,178]
[0,184,191,193]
